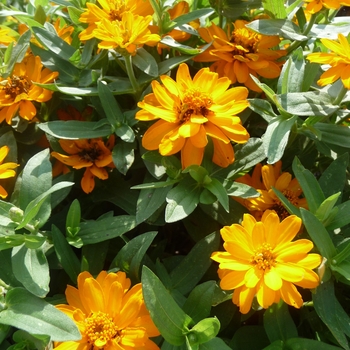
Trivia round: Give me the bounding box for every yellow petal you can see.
[275,239,313,262]
[341,64,350,89]
[276,215,302,246]
[256,280,277,309]
[81,276,106,313]
[273,262,305,282]
[212,137,234,167]
[178,121,200,138]
[264,268,282,291]
[279,281,303,308]
[294,268,320,289]
[81,168,95,194]
[296,253,322,269]
[181,139,204,168]
[244,266,263,288]
[234,285,256,314]
[220,270,246,290]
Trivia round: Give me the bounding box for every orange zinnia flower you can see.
[54,270,160,349]
[211,211,322,314]
[0,145,19,198]
[194,20,286,92]
[51,136,115,194]
[235,161,307,219]
[307,33,350,89]
[93,13,160,55]
[0,54,58,125]
[136,63,250,169]
[78,0,153,41]
[303,0,350,14]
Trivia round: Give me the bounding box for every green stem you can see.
[333,84,348,106]
[124,54,140,96]
[287,13,317,54]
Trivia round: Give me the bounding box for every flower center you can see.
[2,75,31,99]
[252,243,275,270]
[78,141,102,162]
[108,0,127,21]
[271,189,298,219]
[231,28,259,55]
[85,311,119,347]
[179,89,213,123]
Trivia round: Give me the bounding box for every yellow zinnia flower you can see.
[0,145,19,198]
[54,270,160,350]
[194,20,287,92]
[79,0,153,41]
[0,54,59,125]
[235,161,308,219]
[51,136,115,194]
[136,63,250,169]
[211,211,322,314]
[307,33,350,89]
[93,13,160,55]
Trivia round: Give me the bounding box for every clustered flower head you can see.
[54,270,160,349]
[211,211,322,314]
[0,54,59,125]
[78,0,160,55]
[51,136,115,194]
[307,33,350,89]
[235,161,308,219]
[136,63,250,169]
[194,19,287,92]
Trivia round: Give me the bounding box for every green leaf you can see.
[292,157,325,214]
[326,200,350,230]
[246,19,307,40]
[72,215,137,247]
[221,0,262,18]
[300,208,337,260]
[32,26,76,60]
[142,266,192,346]
[318,153,348,199]
[204,178,229,213]
[19,149,52,228]
[132,48,158,77]
[313,280,350,350]
[283,338,343,350]
[187,318,220,346]
[248,98,277,122]
[272,187,301,217]
[17,181,74,230]
[315,192,340,223]
[67,6,84,24]
[0,288,81,341]
[314,123,350,148]
[136,176,169,224]
[331,260,350,281]
[277,92,339,116]
[158,55,194,75]
[98,80,124,129]
[112,142,135,175]
[224,182,259,198]
[231,325,270,350]
[277,47,305,94]
[183,281,216,324]
[309,22,350,39]
[263,301,298,343]
[160,37,212,55]
[165,177,201,223]
[52,225,80,283]
[38,121,113,139]
[112,231,157,281]
[200,337,232,350]
[66,199,81,237]
[30,44,81,83]
[170,232,219,295]
[11,245,50,298]
[263,116,297,164]
[262,0,286,19]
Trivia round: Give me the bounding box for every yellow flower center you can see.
[78,141,103,162]
[179,88,213,123]
[85,311,119,347]
[252,243,276,270]
[108,0,127,21]
[231,28,259,54]
[2,75,31,99]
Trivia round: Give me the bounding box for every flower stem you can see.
[124,54,140,96]
[333,84,348,106]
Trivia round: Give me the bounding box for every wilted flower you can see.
[0,145,19,198]
[54,270,160,349]
[235,161,307,219]
[79,0,153,41]
[194,20,286,92]
[307,33,350,89]
[136,63,250,168]
[51,136,115,193]
[211,211,322,314]
[0,54,59,125]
